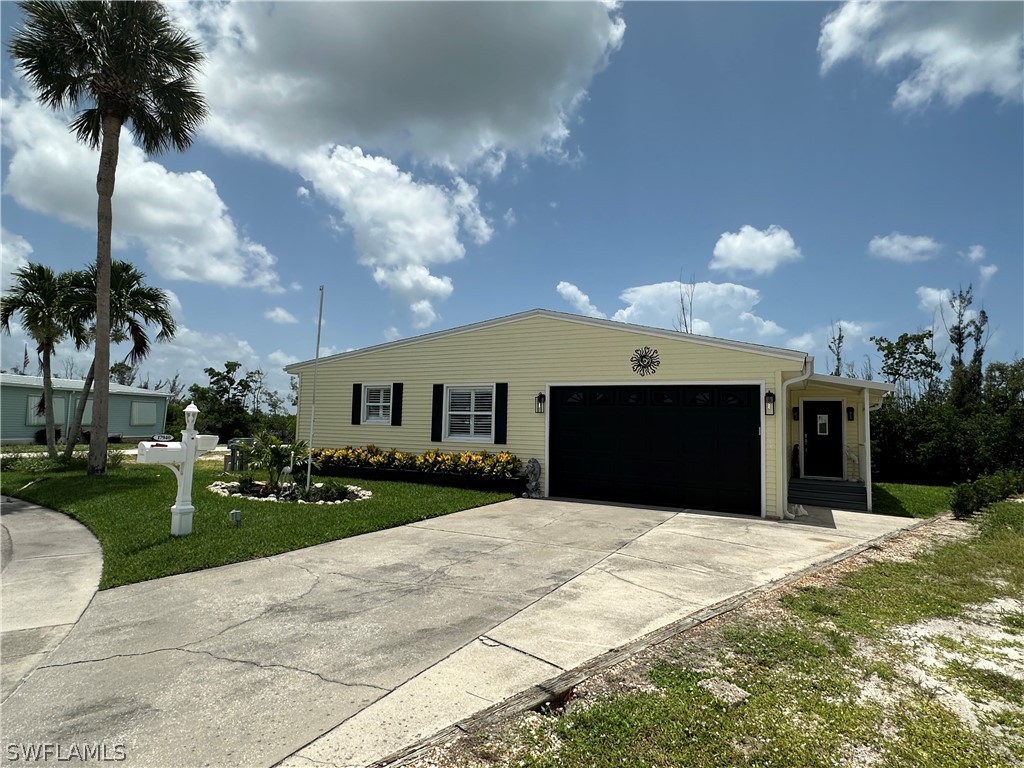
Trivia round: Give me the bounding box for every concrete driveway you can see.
[0,498,917,767]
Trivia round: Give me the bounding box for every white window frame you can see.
[26,396,66,426]
[362,384,392,424]
[130,400,158,426]
[444,384,495,442]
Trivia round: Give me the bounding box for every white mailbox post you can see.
[137,402,219,536]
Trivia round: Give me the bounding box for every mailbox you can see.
[137,441,186,464]
[196,435,219,453]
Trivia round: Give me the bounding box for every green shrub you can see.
[311,446,522,478]
[950,482,979,519]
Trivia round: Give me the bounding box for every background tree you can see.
[827,321,845,377]
[0,263,72,457]
[9,0,206,475]
[61,260,177,458]
[109,361,138,386]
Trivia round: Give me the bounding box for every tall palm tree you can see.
[9,0,206,475]
[62,260,177,458]
[0,263,72,458]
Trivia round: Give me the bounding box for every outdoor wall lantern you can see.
[847,406,856,421]
[792,407,800,421]
[764,390,776,416]
[535,392,546,414]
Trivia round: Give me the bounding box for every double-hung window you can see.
[446,385,494,441]
[363,385,392,424]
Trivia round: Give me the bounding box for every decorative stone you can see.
[523,458,542,499]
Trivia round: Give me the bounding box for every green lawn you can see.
[872,481,950,518]
[0,462,511,589]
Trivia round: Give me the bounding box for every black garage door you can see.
[549,385,760,515]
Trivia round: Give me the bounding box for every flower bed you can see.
[309,446,526,494]
[208,479,372,505]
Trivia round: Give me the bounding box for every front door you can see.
[802,400,844,478]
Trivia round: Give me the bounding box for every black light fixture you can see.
[764,390,776,416]
[535,392,546,414]
[847,406,855,421]
[792,406,800,421]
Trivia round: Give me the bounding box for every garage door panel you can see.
[550,385,760,515]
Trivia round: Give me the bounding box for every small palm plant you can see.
[246,433,311,491]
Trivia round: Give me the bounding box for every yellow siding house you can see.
[286,310,893,519]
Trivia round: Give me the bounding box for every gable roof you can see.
[285,308,808,373]
[0,372,171,398]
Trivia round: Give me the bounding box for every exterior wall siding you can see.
[294,315,798,517]
[0,380,168,443]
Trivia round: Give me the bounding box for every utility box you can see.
[137,441,186,464]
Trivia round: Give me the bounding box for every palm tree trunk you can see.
[89,114,121,476]
[64,359,96,460]
[41,349,58,460]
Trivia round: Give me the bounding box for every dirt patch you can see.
[394,514,1023,767]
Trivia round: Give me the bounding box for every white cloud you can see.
[171,1,625,170]
[296,186,311,200]
[297,145,481,327]
[556,281,606,319]
[709,225,803,276]
[264,307,299,325]
[384,327,402,342]
[869,232,941,263]
[267,350,300,369]
[0,94,285,293]
[1,228,33,293]
[607,280,786,342]
[979,264,999,286]
[504,208,517,229]
[916,286,953,315]
[819,2,1024,109]
[962,244,986,262]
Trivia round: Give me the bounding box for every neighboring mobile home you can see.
[0,373,171,444]
[286,310,893,518]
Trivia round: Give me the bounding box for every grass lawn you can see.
[872,481,950,518]
[435,499,1024,768]
[0,461,512,589]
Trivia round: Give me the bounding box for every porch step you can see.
[788,479,868,511]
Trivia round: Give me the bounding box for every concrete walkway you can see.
[0,499,918,768]
[0,497,102,701]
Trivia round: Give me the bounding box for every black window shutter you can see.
[351,383,362,425]
[495,383,508,444]
[391,383,403,426]
[430,384,444,442]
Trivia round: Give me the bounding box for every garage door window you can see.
[446,386,493,440]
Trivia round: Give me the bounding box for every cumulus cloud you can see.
[819,2,1024,109]
[504,208,517,229]
[556,281,606,319]
[171,1,625,169]
[602,280,785,342]
[0,95,285,293]
[979,264,999,286]
[1,228,33,292]
[297,145,483,327]
[786,320,873,368]
[709,225,803,276]
[869,232,941,263]
[962,244,986,262]
[264,307,299,325]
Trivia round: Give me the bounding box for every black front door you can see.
[802,400,844,478]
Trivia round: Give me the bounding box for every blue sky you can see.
[2,1,1021,402]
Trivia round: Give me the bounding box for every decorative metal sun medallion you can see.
[630,346,660,376]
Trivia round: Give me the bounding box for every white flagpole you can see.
[306,285,324,492]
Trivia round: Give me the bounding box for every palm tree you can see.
[9,1,206,475]
[0,263,72,458]
[62,260,178,459]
